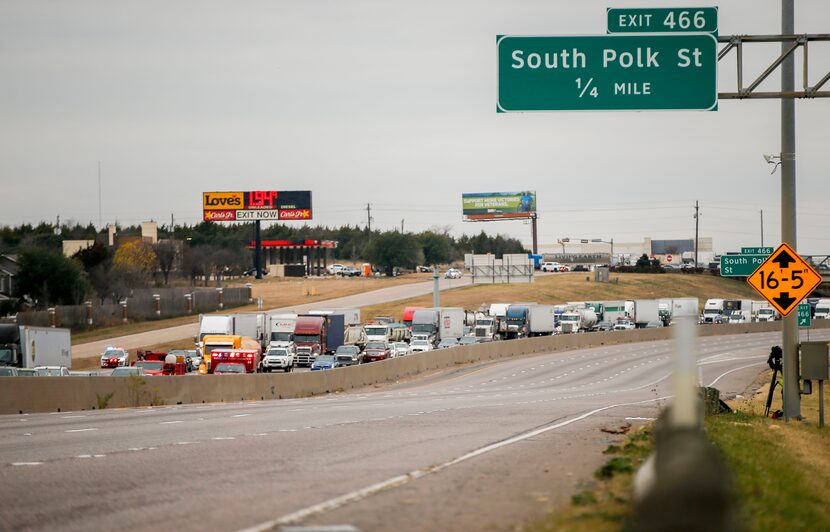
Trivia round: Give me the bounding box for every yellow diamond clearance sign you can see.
[746,242,822,317]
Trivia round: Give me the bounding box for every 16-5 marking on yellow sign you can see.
[746,242,822,317]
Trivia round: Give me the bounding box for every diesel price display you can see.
[202,191,312,222]
[497,34,717,112]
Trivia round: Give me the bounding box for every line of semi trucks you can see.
[2,298,829,374]
[193,297,830,371]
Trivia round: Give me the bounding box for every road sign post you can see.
[497,34,717,112]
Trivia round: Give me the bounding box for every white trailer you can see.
[436,307,465,340]
[196,314,235,350]
[671,298,700,319]
[632,300,659,327]
[600,300,628,323]
[527,305,556,336]
[229,313,267,347]
[0,325,72,369]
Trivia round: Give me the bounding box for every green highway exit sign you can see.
[798,303,811,328]
[741,247,773,255]
[607,7,718,35]
[720,254,767,277]
[496,34,717,112]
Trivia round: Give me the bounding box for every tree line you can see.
[1,221,526,311]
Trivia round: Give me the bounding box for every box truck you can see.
[0,325,71,369]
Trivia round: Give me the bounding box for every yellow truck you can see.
[201,334,261,370]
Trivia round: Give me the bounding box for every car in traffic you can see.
[444,268,462,279]
[335,345,362,366]
[213,362,246,374]
[416,265,432,273]
[437,338,460,349]
[458,336,478,346]
[110,366,145,377]
[571,264,590,272]
[0,367,18,376]
[592,321,614,332]
[540,262,564,272]
[613,318,636,331]
[341,266,361,277]
[311,355,339,371]
[34,366,71,376]
[17,368,37,377]
[362,341,392,362]
[728,313,748,324]
[391,342,411,357]
[262,346,295,373]
[134,360,165,375]
[100,347,129,368]
[644,321,664,329]
[410,339,432,353]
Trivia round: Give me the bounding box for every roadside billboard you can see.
[202,191,312,222]
[462,191,536,221]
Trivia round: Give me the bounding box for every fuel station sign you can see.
[202,191,312,222]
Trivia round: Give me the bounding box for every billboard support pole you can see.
[255,220,263,280]
[531,214,538,255]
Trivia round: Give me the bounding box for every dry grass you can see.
[361,272,759,321]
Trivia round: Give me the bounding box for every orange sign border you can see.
[746,242,823,317]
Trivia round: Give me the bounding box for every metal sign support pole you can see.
[255,220,263,280]
[781,0,800,420]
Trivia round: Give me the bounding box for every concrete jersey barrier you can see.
[2,320,829,415]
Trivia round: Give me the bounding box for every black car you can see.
[572,265,590,272]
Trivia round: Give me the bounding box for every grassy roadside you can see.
[525,374,830,532]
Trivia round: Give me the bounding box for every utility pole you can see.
[98,161,102,230]
[366,203,372,232]
[693,200,700,267]
[171,213,174,231]
[760,209,764,247]
[781,0,800,420]
[531,214,538,255]
[55,215,60,236]
[401,219,404,233]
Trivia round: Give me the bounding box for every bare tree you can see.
[154,241,179,285]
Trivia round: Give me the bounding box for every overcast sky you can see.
[1,0,828,254]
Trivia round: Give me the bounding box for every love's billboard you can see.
[202,191,312,222]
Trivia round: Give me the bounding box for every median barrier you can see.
[3,320,829,415]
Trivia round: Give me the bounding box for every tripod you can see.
[765,345,783,417]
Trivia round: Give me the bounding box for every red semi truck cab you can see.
[208,349,260,373]
[293,316,328,367]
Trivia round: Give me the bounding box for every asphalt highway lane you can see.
[2,330,824,531]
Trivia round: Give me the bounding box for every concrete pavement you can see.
[0,329,814,531]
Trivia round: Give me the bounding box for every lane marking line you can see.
[65,428,98,433]
[11,462,43,466]
[708,362,766,387]
[237,395,669,532]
